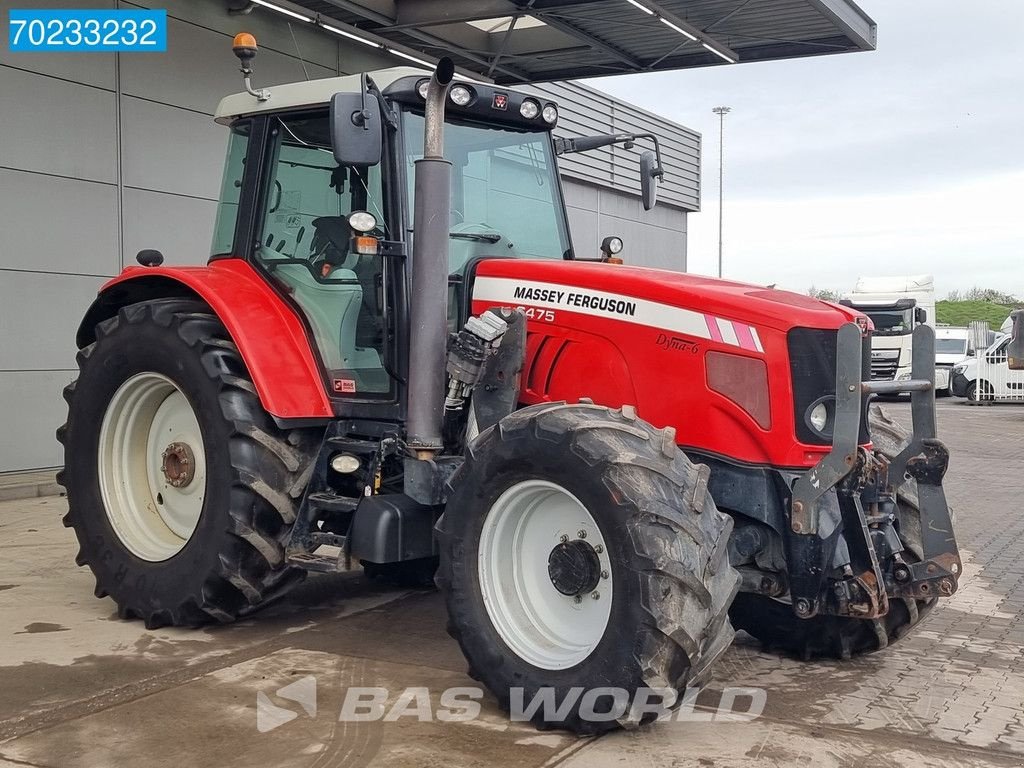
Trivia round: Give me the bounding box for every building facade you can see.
[0,0,700,473]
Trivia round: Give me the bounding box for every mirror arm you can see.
[554,132,664,178]
[631,132,665,179]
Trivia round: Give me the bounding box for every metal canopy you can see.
[284,0,877,84]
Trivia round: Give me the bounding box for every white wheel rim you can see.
[98,373,207,561]
[478,480,612,670]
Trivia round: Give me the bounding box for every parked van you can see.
[934,327,971,393]
[950,333,1024,402]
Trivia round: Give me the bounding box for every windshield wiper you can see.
[449,231,501,243]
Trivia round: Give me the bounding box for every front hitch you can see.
[788,323,962,616]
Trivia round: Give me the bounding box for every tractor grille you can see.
[788,328,871,446]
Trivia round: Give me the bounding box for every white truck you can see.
[841,275,936,386]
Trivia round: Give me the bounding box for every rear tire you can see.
[729,404,936,659]
[436,403,739,733]
[57,299,318,628]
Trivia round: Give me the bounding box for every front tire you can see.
[436,403,739,733]
[57,299,318,628]
[729,404,937,659]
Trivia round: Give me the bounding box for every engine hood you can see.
[474,259,861,333]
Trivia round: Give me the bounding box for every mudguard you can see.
[76,259,332,420]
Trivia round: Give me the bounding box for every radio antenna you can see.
[287,23,310,81]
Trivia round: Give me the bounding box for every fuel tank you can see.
[470,258,865,468]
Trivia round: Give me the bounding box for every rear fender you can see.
[77,259,332,420]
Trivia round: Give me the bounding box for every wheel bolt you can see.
[601,570,609,580]
[573,595,583,604]
[594,544,604,554]
[577,529,587,539]
[591,591,600,600]
[559,534,569,543]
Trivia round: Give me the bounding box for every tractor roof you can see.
[216,66,438,124]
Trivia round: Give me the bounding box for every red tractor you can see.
[58,45,960,732]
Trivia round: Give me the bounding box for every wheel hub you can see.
[547,539,602,596]
[478,479,614,670]
[98,372,206,562]
[161,442,196,488]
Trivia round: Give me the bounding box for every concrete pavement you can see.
[1,401,1022,767]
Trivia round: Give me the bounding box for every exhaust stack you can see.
[406,58,455,456]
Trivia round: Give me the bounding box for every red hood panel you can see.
[475,259,859,332]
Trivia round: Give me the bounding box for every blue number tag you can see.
[8,9,167,52]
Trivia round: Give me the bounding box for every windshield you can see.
[402,112,571,273]
[864,308,914,336]
[936,338,968,355]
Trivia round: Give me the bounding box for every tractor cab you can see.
[211,63,573,400]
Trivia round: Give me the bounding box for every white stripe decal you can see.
[473,276,710,340]
[750,327,764,352]
[716,318,739,346]
[472,275,764,353]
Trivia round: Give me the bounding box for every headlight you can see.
[542,104,558,124]
[952,364,965,374]
[416,79,429,99]
[449,85,473,106]
[896,372,911,381]
[348,210,377,233]
[809,402,828,433]
[519,98,540,119]
[804,396,834,439]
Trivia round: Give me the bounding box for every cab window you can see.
[256,113,390,396]
[211,120,250,256]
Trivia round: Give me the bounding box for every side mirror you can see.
[914,307,927,324]
[330,92,382,167]
[640,150,659,211]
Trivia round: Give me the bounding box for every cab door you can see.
[253,111,394,399]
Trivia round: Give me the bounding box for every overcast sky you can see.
[585,0,1024,299]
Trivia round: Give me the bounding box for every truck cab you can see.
[841,275,935,388]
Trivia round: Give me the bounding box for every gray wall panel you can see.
[0,66,117,182]
[128,0,340,71]
[120,14,335,115]
[0,272,106,371]
[0,371,73,471]
[603,220,686,272]
[121,189,219,267]
[0,169,119,277]
[561,180,598,210]
[120,96,227,200]
[525,80,701,212]
[563,180,687,271]
[0,0,115,90]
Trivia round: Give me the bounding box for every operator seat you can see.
[311,216,384,348]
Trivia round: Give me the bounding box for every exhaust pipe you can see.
[406,57,455,456]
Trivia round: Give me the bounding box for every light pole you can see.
[712,106,731,279]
